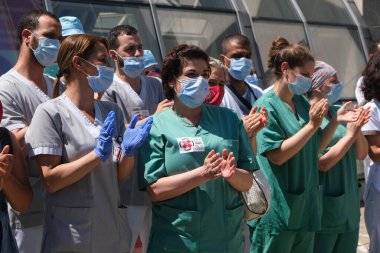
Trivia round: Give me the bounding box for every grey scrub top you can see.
[25,95,129,253]
[102,74,164,206]
[0,70,55,229]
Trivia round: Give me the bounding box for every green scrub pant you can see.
[250,225,315,253]
[313,229,359,253]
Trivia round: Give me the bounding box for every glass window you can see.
[296,0,354,25]
[51,1,161,61]
[0,0,45,75]
[245,0,301,21]
[156,8,240,57]
[252,21,308,86]
[308,25,366,99]
[363,0,380,41]
[153,0,233,10]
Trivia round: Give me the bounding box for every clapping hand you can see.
[218,149,236,179]
[121,114,153,157]
[346,106,370,138]
[336,101,360,123]
[242,106,268,138]
[0,145,14,190]
[95,111,116,162]
[309,98,329,128]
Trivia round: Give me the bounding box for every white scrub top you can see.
[362,99,380,199]
[102,75,164,206]
[25,95,129,253]
[220,81,263,117]
[0,70,54,229]
[355,76,365,105]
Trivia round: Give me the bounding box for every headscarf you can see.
[311,61,336,90]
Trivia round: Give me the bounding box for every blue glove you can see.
[121,115,153,157]
[95,111,116,162]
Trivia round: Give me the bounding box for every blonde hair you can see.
[209,57,226,77]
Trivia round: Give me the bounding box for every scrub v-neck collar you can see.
[274,93,303,124]
[9,70,52,101]
[170,104,206,130]
[62,95,102,138]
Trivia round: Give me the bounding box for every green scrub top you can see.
[138,104,259,253]
[318,105,360,234]
[248,90,322,234]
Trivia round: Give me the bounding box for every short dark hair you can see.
[17,10,59,43]
[221,34,251,55]
[107,25,138,50]
[362,52,380,101]
[161,44,210,100]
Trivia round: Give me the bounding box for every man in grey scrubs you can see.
[103,24,172,253]
[0,10,61,253]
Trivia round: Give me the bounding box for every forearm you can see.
[2,175,32,212]
[42,151,101,193]
[12,128,28,158]
[117,155,134,181]
[355,133,368,160]
[318,135,355,172]
[226,168,253,192]
[147,167,209,202]
[319,119,338,153]
[266,123,318,165]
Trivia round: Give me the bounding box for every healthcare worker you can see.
[0,101,32,253]
[248,37,340,253]
[138,44,260,253]
[143,49,160,78]
[219,34,263,117]
[306,61,369,253]
[361,52,380,253]
[0,10,61,253]
[24,34,153,253]
[205,57,226,106]
[103,24,168,253]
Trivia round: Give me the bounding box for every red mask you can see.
[205,85,224,106]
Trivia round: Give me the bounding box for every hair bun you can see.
[268,37,290,69]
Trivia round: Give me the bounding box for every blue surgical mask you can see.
[225,56,252,80]
[288,74,312,95]
[325,82,343,104]
[81,58,114,93]
[245,74,258,85]
[29,31,60,67]
[176,76,209,108]
[113,51,145,78]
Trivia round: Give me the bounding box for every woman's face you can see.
[208,67,225,90]
[174,58,209,93]
[319,74,339,95]
[79,42,111,76]
[286,60,315,83]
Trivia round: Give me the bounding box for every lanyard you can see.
[226,81,258,111]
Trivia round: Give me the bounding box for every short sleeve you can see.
[237,119,259,171]
[362,103,380,135]
[25,104,63,157]
[257,109,285,156]
[0,81,26,131]
[137,121,166,190]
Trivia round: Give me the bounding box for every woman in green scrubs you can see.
[308,61,369,253]
[248,37,341,253]
[138,44,260,253]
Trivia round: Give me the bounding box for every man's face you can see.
[115,33,143,58]
[221,40,251,69]
[29,15,61,50]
